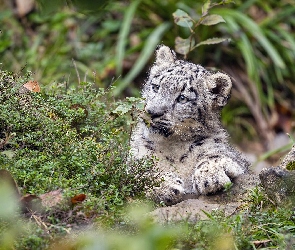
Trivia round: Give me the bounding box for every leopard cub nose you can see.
[145,106,166,119]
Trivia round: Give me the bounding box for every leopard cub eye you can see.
[177,95,188,104]
[152,84,160,93]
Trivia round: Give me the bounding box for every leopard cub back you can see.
[130,45,249,205]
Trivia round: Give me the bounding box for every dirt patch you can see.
[151,197,240,222]
[151,172,260,222]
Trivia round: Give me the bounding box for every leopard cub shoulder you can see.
[130,45,249,205]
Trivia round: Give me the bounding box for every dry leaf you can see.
[71,194,86,204]
[0,170,64,213]
[23,80,40,92]
[251,239,271,247]
[20,194,40,204]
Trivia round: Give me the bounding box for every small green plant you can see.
[223,181,233,192]
[246,186,271,211]
[172,0,234,58]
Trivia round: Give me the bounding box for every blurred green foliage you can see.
[36,0,114,15]
[1,182,294,249]
[1,0,294,143]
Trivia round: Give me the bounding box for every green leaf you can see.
[215,8,285,69]
[201,209,214,219]
[172,9,193,28]
[175,36,195,55]
[286,161,295,170]
[202,0,211,16]
[195,37,229,47]
[201,14,225,26]
[112,22,171,96]
[112,103,132,115]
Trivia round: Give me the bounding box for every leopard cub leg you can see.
[150,172,185,205]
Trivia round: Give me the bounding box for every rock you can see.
[281,144,295,170]
[259,167,295,205]
[259,143,295,205]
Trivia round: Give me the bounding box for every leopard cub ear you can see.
[206,72,232,107]
[155,45,176,66]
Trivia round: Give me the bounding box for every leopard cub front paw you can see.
[192,158,245,195]
[153,173,185,205]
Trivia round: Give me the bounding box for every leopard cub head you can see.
[142,45,232,139]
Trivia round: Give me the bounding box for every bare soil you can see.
[151,171,260,222]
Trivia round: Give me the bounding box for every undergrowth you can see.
[2,183,295,249]
[0,70,294,249]
[0,69,157,196]
[0,69,159,247]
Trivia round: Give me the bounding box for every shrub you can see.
[0,70,155,215]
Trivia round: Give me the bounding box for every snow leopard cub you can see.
[130,45,249,205]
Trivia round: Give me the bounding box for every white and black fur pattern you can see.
[130,45,249,205]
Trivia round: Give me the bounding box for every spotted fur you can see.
[130,45,249,205]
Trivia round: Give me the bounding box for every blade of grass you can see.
[262,27,295,108]
[256,142,293,163]
[238,34,259,82]
[112,22,171,96]
[259,5,295,27]
[215,8,285,69]
[237,35,268,111]
[275,27,295,53]
[201,209,214,220]
[236,0,257,12]
[116,0,141,76]
[225,16,261,89]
